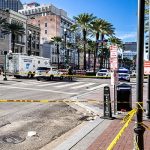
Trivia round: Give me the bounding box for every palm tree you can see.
[0,17,7,28]
[70,24,83,69]
[87,39,95,70]
[108,36,123,48]
[2,22,25,53]
[51,36,62,69]
[90,19,115,70]
[74,13,96,70]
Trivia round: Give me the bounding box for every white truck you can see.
[7,53,50,78]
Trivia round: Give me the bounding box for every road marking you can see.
[54,82,84,88]
[12,82,40,86]
[0,85,77,95]
[71,83,95,89]
[37,82,63,87]
[86,84,108,91]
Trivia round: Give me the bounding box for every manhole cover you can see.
[2,135,25,144]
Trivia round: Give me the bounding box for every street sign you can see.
[109,45,118,71]
[144,61,150,75]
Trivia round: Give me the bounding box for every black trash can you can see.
[117,83,132,111]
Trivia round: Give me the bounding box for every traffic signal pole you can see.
[134,0,145,149]
[146,0,150,119]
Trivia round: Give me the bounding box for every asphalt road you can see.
[0,76,148,150]
[0,76,110,150]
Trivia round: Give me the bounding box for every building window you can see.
[45,23,47,27]
[45,30,47,34]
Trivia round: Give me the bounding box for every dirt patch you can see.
[0,103,83,150]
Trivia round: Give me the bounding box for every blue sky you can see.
[22,0,137,42]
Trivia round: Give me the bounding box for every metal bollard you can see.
[101,86,114,119]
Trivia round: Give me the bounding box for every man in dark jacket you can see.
[68,66,73,81]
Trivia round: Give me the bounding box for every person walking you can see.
[68,66,73,81]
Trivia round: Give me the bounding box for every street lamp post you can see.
[134,0,145,149]
[28,30,32,56]
[3,51,7,81]
[64,28,68,67]
[146,0,150,119]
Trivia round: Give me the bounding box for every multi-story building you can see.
[0,9,9,67]
[123,42,137,52]
[0,0,23,12]
[27,23,40,56]
[0,9,40,67]
[19,2,77,68]
[8,9,27,54]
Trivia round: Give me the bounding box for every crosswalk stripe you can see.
[13,82,40,86]
[54,82,84,88]
[37,82,63,87]
[71,83,95,89]
[86,84,108,91]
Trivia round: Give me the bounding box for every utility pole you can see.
[134,0,145,149]
[3,51,7,81]
[146,0,150,119]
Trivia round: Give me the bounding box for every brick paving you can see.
[87,117,150,150]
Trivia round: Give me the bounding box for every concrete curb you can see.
[40,117,113,150]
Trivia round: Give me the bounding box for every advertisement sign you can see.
[144,61,150,75]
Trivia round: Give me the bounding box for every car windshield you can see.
[118,70,129,73]
[99,69,107,72]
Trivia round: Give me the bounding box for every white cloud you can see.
[116,32,137,41]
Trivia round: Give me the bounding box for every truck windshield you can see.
[37,67,49,70]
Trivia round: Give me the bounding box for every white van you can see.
[7,53,50,78]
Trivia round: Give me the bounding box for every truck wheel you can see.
[50,75,53,81]
[60,76,63,80]
[37,77,40,81]
[28,72,32,79]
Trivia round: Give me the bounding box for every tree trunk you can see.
[100,34,104,69]
[57,44,59,69]
[83,29,86,70]
[88,49,90,70]
[12,33,15,53]
[94,32,99,73]
[77,49,80,69]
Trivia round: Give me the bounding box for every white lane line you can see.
[55,82,84,88]
[86,84,108,91]
[37,82,63,87]
[0,85,77,95]
[71,83,95,89]
[12,82,40,86]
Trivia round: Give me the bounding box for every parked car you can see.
[96,69,110,77]
[118,68,130,82]
[35,66,63,81]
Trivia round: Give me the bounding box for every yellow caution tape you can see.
[11,71,111,78]
[0,99,145,104]
[106,108,137,150]
[0,99,99,103]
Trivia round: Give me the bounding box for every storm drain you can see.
[2,135,25,144]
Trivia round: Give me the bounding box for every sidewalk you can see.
[87,116,150,150]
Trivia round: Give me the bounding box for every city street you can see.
[0,75,149,150]
[0,76,111,150]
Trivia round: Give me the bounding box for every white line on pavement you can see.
[0,85,77,95]
[54,82,84,88]
[37,82,63,87]
[86,84,108,91]
[71,83,95,89]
